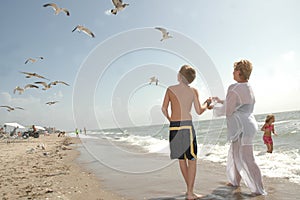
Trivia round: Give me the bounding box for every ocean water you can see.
[71,110,300,185]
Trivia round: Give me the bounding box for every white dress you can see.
[214,82,266,195]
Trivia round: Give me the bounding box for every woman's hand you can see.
[212,96,224,104]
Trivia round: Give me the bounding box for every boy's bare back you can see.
[161,65,207,122]
[168,84,195,121]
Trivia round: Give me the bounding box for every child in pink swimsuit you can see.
[261,114,278,153]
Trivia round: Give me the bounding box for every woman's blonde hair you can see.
[265,114,275,123]
[234,59,253,80]
[179,65,196,84]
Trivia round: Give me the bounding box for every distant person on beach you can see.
[84,127,87,135]
[0,127,4,138]
[32,125,37,133]
[162,64,211,200]
[10,126,18,137]
[0,127,4,134]
[75,128,79,137]
[32,125,40,138]
[212,60,266,195]
[261,114,277,153]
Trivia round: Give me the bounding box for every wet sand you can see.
[76,137,300,200]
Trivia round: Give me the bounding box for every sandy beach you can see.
[1,133,299,200]
[0,134,126,200]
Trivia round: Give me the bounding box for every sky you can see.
[0,0,299,131]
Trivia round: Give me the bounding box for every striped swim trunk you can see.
[169,121,197,160]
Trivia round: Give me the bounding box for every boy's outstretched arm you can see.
[193,88,208,115]
[161,88,171,121]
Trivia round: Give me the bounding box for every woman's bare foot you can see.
[226,182,239,187]
[186,193,203,200]
[226,182,234,186]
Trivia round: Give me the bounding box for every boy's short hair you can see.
[234,59,253,80]
[179,65,196,84]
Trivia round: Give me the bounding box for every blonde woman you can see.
[212,60,266,195]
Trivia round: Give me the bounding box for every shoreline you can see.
[75,137,300,200]
[0,134,126,200]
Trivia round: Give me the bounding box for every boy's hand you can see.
[204,98,213,109]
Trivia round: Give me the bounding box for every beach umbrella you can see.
[4,122,25,129]
[35,125,45,131]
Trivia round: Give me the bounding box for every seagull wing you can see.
[20,71,33,76]
[82,27,95,38]
[46,101,58,105]
[52,81,70,86]
[24,84,39,89]
[34,81,48,88]
[34,73,49,80]
[43,3,59,12]
[24,58,37,64]
[72,25,79,32]
[62,8,70,16]
[60,81,70,86]
[112,0,122,7]
[34,74,44,79]
[0,105,13,110]
[15,107,25,110]
[150,76,156,82]
[155,27,167,34]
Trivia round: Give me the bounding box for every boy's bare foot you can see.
[186,193,203,200]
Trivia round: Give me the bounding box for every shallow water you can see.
[71,110,300,186]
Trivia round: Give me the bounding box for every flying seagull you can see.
[0,105,24,112]
[50,80,70,86]
[20,72,49,80]
[155,27,173,41]
[13,84,39,94]
[149,76,159,85]
[34,81,52,90]
[43,3,70,16]
[72,25,95,38]
[25,57,44,64]
[110,0,129,15]
[13,86,25,94]
[46,101,59,105]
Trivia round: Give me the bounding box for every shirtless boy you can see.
[161,65,211,200]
